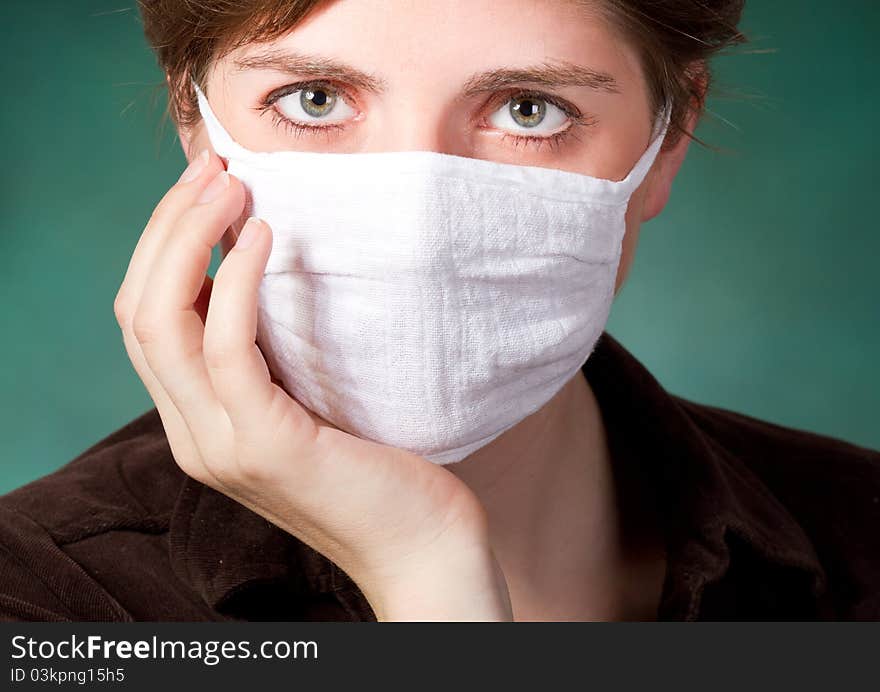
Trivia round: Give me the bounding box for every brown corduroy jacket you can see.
[1,332,878,621]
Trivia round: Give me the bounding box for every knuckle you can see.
[131,310,163,346]
[145,171,204,230]
[144,198,169,234]
[202,344,230,371]
[148,185,183,227]
[113,291,132,330]
[203,335,243,371]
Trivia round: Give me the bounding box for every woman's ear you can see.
[177,118,213,163]
[177,126,194,161]
[640,110,697,222]
[168,71,213,163]
[641,69,707,222]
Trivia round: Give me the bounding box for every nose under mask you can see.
[193,82,670,464]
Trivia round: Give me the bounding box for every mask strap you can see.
[614,101,672,195]
[192,80,248,161]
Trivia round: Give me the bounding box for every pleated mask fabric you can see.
[194,82,669,464]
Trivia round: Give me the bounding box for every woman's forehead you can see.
[215,0,643,91]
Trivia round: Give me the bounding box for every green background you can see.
[1,1,877,494]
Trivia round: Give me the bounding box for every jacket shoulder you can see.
[673,395,880,490]
[675,396,880,618]
[0,408,180,621]
[0,504,133,621]
[0,407,182,545]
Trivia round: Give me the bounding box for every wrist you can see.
[367,544,513,622]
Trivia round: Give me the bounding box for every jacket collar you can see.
[168,331,828,619]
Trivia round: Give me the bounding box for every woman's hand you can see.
[113,149,512,621]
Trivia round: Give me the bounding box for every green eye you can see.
[300,87,337,117]
[488,92,571,137]
[274,83,356,125]
[509,96,547,128]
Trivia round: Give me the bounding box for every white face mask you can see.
[194,83,669,464]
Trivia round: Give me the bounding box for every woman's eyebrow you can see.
[233,50,620,96]
[460,60,621,96]
[232,49,388,93]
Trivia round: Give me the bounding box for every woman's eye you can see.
[488,95,571,136]
[274,84,356,124]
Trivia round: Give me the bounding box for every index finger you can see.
[114,149,225,323]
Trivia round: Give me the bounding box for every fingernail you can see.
[197,170,229,204]
[177,149,209,184]
[235,217,262,250]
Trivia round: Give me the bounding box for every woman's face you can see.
[183,0,694,291]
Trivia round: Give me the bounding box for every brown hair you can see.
[138,0,747,150]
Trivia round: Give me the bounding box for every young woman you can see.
[0,0,877,622]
